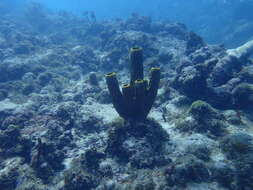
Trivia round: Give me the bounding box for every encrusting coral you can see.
[105,47,160,121]
[227,39,253,60]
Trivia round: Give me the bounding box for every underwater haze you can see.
[2,0,253,47]
[1,0,253,190]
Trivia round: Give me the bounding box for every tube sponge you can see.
[130,47,144,85]
[105,47,160,121]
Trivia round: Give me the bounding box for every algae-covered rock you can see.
[221,133,253,160]
[238,66,253,83]
[172,65,207,99]
[210,55,241,87]
[22,83,36,95]
[106,118,169,168]
[81,149,105,171]
[0,158,22,190]
[0,62,28,82]
[15,167,47,190]
[30,139,65,183]
[13,41,34,54]
[63,153,100,190]
[37,72,53,86]
[189,100,221,121]
[106,118,127,159]
[63,170,96,190]
[133,177,156,190]
[165,155,210,187]
[234,155,253,190]
[220,133,253,189]
[96,89,111,104]
[186,32,205,55]
[0,89,8,101]
[185,143,211,161]
[176,100,227,137]
[232,83,253,109]
[88,72,99,86]
[223,110,243,125]
[0,124,32,160]
[210,161,235,188]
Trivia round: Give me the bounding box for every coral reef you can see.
[220,133,253,189]
[106,118,169,168]
[227,39,253,60]
[176,100,227,137]
[0,3,252,190]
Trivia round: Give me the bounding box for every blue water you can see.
[5,0,253,20]
[1,0,253,46]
